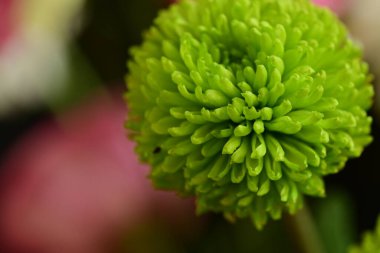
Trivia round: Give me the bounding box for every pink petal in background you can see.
[0,0,15,50]
[313,0,345,15]
[0,90,197,253]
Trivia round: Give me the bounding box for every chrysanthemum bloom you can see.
[126,0,373,229]
[349,216,380,253]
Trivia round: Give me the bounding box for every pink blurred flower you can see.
[0,0,14,49]
[313,0,346,15]
[0,90,196,253]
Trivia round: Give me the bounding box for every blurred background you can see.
[0,0,379,252]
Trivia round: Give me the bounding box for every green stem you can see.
[284,205,326,253]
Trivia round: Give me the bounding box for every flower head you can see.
[126,0,373,229]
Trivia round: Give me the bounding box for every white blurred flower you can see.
[0,0,85,116]
[347,0,380,63]
[346,0,380,118]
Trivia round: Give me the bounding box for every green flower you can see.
[125,0,373,229]
[349,216,380,253]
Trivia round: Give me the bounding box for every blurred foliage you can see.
[119,215,294,253]
[77,0,165,82]
[349,216,380,253]
[47,44,102,112]
[313,190,356,253]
